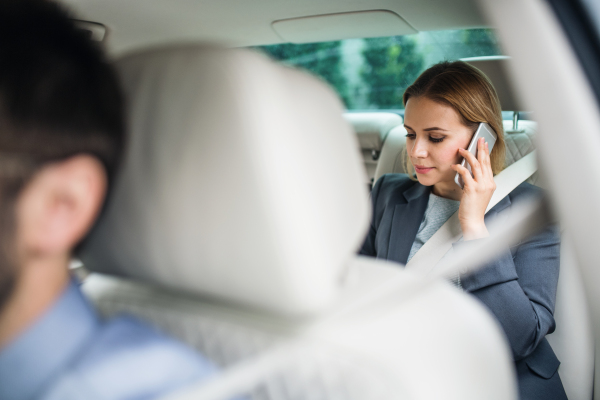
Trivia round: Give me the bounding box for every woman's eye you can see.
[406,133,416,139]
[429,136,444,143]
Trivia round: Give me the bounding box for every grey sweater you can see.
[407,192,460,263]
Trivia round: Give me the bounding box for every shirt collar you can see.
[0,279,100,400]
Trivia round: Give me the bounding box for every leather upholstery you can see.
[344,112,403,151]
[503,120,536,165]
[79,44,370,315]
[373,124,409,181]
[502,120,541,186]
[80,44,517,400]
[344,112,403,185]
[462,56,521,111]
[546,235,595,400]
[84,257,516,400]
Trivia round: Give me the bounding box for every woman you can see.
[360,61,566,399]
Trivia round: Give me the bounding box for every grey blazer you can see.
[360,173,567,400]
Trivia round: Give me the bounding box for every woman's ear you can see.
[16,155,107,257]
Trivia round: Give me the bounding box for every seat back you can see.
[79,44,517,400]
[461,56,521,112]
[546,234,595,400]
[79,44,370,316]
[343,112,403,187]
[372,124,408,181]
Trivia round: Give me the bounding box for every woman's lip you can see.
[414,165,434,173]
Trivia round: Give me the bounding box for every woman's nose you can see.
[410,138,428,158]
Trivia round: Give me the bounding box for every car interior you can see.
[62,0,600,399]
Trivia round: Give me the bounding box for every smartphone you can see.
[454,122,497,189]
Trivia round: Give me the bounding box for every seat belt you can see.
[405,150,538,275]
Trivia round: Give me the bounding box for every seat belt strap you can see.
[405,150,538,274]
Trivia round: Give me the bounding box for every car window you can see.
[253,29,501,110]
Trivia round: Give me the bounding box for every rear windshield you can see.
[253,29,502,110]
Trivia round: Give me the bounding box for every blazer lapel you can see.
[384,181,512,266]
[387,183,430,265]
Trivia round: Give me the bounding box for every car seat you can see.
[343,112,402,188]
[79,44,516,400]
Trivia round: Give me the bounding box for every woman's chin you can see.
[415,174,437,187]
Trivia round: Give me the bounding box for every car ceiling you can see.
[61,0,486,56]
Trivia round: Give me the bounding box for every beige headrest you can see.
[462,56,522,111]
[344,112,403,151]
[80,44,370,315]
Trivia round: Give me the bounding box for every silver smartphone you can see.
[454,122,497,189]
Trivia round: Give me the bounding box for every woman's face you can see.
[404,96,474,187]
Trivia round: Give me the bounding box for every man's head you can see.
[0,0,124,309]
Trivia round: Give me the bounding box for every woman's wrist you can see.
[462,220,489,240]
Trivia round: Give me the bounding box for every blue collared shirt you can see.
[0,280,217,400]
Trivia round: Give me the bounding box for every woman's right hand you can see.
[451,138,496,240]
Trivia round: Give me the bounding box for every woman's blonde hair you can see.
[402,61,505,178]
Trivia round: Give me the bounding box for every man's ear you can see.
[16,155,107,257]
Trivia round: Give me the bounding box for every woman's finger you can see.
[453,163,475,189]
[459,146,483,181]
[478,138,488,164]
[485,142,497,191]
[481,140,493,180]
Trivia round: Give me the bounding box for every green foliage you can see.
[253,29,500,110]
[459,29,501,58]
[361,36,425,109]
[256,41,350,106]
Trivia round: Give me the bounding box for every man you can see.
[0,1,217,399]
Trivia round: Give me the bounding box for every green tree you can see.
[422,28,501,62]
[255,41,350,107]
[361,36,425,109]
[459,29,501,58]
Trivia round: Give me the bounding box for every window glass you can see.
[254,29,502,110]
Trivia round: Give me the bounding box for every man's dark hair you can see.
[0,0,124,186]
[0,0,124,307]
